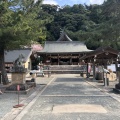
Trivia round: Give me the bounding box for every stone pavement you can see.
[0,74,120,120]
[0,74,53,120]
[85,77,120,103]
[86,77,119,94]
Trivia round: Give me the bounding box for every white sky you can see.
[42,0,58,5]
[42,0,105,6]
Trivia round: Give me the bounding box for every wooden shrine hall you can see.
[37,31,92,65]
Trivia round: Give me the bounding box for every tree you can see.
[43,1,120,50]
[85,4,102,24]
[0,0,48,84]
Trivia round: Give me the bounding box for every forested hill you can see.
[41,0,120,50]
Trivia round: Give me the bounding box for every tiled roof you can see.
[5,48,32,63]
[38,41,92,53]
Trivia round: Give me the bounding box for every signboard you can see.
[107,64,116,72]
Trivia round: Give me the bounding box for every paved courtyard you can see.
[0,74,120,120]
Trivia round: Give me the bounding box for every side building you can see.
[5,48,33,72]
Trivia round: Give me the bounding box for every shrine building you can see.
[37,31,92,65]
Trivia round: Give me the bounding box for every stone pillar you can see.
[115,68,120,89]
[113,67,120,93]
[50,54,52,65]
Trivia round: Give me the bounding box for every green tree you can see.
[0,0,48,84]
[43,1,120,50]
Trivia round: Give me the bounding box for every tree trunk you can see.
[0,49,9,85]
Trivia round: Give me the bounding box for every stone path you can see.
[0,75,53,120]
[0,74,120,120]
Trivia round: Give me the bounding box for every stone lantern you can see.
[6,54,29,92]
[113,53,120,93]
[11,54,27,84]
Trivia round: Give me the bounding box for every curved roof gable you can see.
[57,31,72,41]
[38,31,92,53]
[5,48,32,63]
[79,47,119,63]
[38,41,92,53]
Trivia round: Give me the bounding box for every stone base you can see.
[26,81,36,87]
[115,83,120,89]
[5,83,35,94]
[12,72,26,84]
[13,104,24,108]
[98,80,104,83]
[113,83,120,94]
[80,73,86,78]
[113,88,120,94]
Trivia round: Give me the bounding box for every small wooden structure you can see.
[5,48,32,71]
[80,47,119,80]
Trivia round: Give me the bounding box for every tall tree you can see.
[0,0,48,84]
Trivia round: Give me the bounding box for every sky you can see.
[42,0,106,6]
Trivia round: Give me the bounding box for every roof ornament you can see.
[60,28,65,35]
[57,28,72,41]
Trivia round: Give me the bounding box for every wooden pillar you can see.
[70,57,72,65]
[86,63,89,78]
[115,61,118,81]
[93,62,96,80]
[70,54,72,65]
[78,54,80,65]
[50,54,51,65]
[58,54,59,65]
[45,54,47,64]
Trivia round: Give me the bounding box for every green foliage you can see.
[1,0,120,50]
[0,0,53,83]
[0,0,49,51]
[44,0,120,50]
